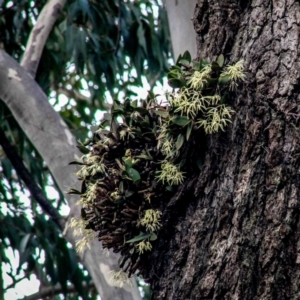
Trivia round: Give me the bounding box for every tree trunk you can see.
[165,0,198,59]
[148,1,300,299]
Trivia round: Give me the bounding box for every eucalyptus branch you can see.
[0,130,64,229]
[0,28,141,300]
[21,282,95,300]
[21,0,67,77]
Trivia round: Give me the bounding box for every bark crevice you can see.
[148,1,300,299]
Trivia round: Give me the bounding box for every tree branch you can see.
[0,50,141,300]
[0,129,63,229]
[21,282,95,300]
[20,0,67,77]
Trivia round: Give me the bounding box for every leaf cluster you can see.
[0,212,93,299]
[71,52,245,280]
[70,95,169,278]
[0,0,171,140]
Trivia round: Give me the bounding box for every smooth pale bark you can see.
[10,0,141,297]
[20,0,67,78]
[0,50,141,300]
[148,1,300,299]
[165,0,198,59]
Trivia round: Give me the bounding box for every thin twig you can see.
[0,130,64,229]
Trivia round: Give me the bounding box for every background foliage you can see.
[0,0,172,298]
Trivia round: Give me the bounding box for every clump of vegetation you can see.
[69,51,245,284]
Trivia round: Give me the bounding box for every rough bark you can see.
[0,50,141,300]
[148,1,300,299]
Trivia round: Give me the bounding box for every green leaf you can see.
[217,54,225,67]
[211,62,221,71]
[69,160,85,166]
[167,69,182,79]
[67,188,82,195]
[165,185,173,192]
[1,158,12,180]
[182,50,191,63]
[136,150,153,160]
[168,78,185,89]
[176,134,184,150]
[171,116,190,126]
[127,167,141,184]
[20,233,31,253]
[192,60,201,71]
[135,107,148,114]
[178,59,190,66]
[126,232,151,243]
[44,251,57,285]
[149,232,157,241]
[76,144,90,154]
[57,251,68,293]
[153,109,169,117]
[26,256,36,274]
[219,74,231,85]
[81,208,87,219]
[137,23,147,54]
[83,138,91,146]
[103,113,112,121]
[221,94,229,104]
[81,180,87,194]
[19,248,31,268]
[119,181,124,194]
[186,122,193,141]
[123,157,133,168]
[90,125,98,133]
[131,100,138,107]
[200,58,210,66]
[196,157,203,170]
[125,190,135,198]
[169,65,182,72]
[175,54,182,65]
